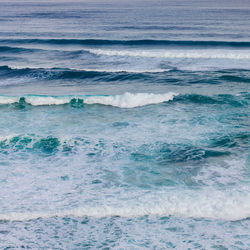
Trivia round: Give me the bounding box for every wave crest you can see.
[87,48,250,60]
[84,92,177,108]
[0,92,178,108]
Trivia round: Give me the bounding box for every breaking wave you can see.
[0,45,38,53]
[0,187,249,221]
[0,92,178,108]
[87,48,250,59]
[0,92,248,108]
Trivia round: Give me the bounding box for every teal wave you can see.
[1,134,239,161]
[0,93,248,108]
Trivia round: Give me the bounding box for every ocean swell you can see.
[0,66,167,81]
[2,38,250,47]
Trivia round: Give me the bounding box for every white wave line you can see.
[0,92,178,108]
[1,188,249,221]
[87,48,250,59]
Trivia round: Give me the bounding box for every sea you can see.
[0,0,249,249]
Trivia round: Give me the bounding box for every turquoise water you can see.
[0,0,250,248]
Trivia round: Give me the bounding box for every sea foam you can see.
[84,92,177,108]
[0,96,19,104]
[87,48,250,60]
[0,187,249,221]
[0,92,178,108]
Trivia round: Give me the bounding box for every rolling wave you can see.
[0,66,167,80]
[0,92,178,108]
[0,45,85,55]
[87,48,250,59]
[1,43,250,61]
[1,66,250,83]
[175,94,248,106]
[2,38,250,47]
[0,65,109,79]
[0,92,248,108]
[0,45,37,53]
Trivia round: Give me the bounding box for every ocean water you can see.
[0,0,250,248]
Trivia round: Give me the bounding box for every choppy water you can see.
[0,0,250,249]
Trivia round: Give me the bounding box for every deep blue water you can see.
[0,0,249,249]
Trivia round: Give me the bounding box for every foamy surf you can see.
[1,65,168,73]
[25,96,72,106]
[0,92,178,108]
[1,188,249,221]
[87,48,250,60]
[0,96,19,104]
[84,92,177,108]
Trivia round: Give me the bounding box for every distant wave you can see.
[87,48,250,59]
[1,66,250,83]
[0,187,249,221]
[0,92,178,108]
[2,38,250,47]
[0,45,37,53]
[0,45,78,54]
[0,66,168,81]
[2,43,250,60]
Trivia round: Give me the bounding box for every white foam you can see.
[87,48,250,60]
[0,188,249,221]
[4,65,167,73]
[0,92,178,108]
[0,96,19,104]
[75,68,168,73]
[0,134,18,142]
[25,96,72,106]
[84,92,178,108]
